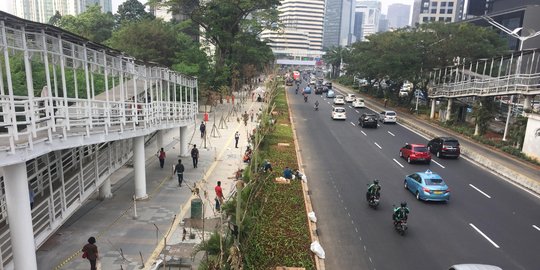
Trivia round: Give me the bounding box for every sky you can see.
[1,0,415,17]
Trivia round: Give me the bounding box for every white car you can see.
[379,110,397,123]
[352,98,365,108]
[331,107,347,120]
[334,95,345,105]
[345,94,356,103]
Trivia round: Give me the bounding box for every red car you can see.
[399,143,431,164]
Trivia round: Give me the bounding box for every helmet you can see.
[373,179,379,184]
[400,202,407,207]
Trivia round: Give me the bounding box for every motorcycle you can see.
[367,193,380,208]
[304,95,308,102]
[314,104,319,111]
[295,88,299,95]
[394,219,408,236]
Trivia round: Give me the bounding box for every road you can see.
[288,80,540,270]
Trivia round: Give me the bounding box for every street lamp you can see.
[481,16,540,141]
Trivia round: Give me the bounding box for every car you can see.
[326,90,336,98]
[334,95,345,105]
[427,137,461,158]
[303,86,312,94]
[345,94,356,103]
[358,113,378,128]
[448,264,502,270]
[331,107,347,120]
[352,98,365,108]
[315,86,323,95]
[404,169,450,202]
[379,110,397,123]
[325,82,333,90]
[399,143,431,164]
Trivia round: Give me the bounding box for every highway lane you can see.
[287,82,540,269]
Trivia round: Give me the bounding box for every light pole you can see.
[482,16,540,141]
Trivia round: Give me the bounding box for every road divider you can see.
[469,223,500,248]
[469,184,492,198]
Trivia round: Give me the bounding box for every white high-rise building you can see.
[261,0,325,60]
[13,0,112,23]
[355,0,381,41]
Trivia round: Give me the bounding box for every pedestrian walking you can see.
[191,144,199,168]
[215,181,224,210]
[82,236,98,270]
[234,131,240,148]
[173,159,185,187]
[157,148,166,169]
[250,109,254,122]
[242,111,249,126]
[200,122,206,138]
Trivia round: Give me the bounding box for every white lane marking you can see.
[374,142,382,149]
[469,184,492,198]
[355,110,360,113]
[361,131,367,136]
[393,158,404,168]
[355,227,358,233]
[469,223,500,248]
[432,160,445,168]
[350,122,356,126]
[347,212,351,217]
[387,131,395,136]
[349,105,353,109]
[351,220,354,224]
[533,225,540,231]
[369,257,373,263]
[327,101,330,104]
[377,124,380,127]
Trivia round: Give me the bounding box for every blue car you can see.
[303,86,312,94]
[326,90,335,98]
[404,170,450,202]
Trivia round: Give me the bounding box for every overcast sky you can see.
[1,0,414,15]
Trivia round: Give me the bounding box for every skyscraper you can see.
[387,3,411,29]
[261,0,325,60]
[411,0,421,25]
[418,0,462,24]
[13,0,112,23]
[322,0,356,49]
[355,1,381,41]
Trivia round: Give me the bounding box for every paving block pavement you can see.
[36,91,267,270]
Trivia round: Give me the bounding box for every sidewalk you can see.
[36,91,266,270]
[333,82,540,194]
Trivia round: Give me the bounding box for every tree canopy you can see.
[56,5,115,43]
[116,0,155,26]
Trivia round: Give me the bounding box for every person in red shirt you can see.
[215,181,224,210]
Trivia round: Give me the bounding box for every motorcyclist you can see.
[304,93,308,102]
[295,85,299,94]
[314,100,319,110]
[393,202,410,225]
[366,179,381,202]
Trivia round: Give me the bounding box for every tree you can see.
[116,0,155,26]
[57,5,115,43]
[471,97,496,135]
[48,11,62,26]
[107,19,179,67]
[323,46,346,79]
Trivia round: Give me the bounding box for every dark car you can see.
[315,86,323,95]
[326,82,333,90]
[359,113,378,128]
[427,137,460,158]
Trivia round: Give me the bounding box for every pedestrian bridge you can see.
[428,49,540,101]
[0,11,197,269]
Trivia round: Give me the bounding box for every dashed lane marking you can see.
[432,160,445,168]
[469,223,500,248]
[361,131,367,136]
[393,158,404,168]
[374,142,382,149]
[387,131,395,136]
[533,225,540,231]
[351,122,356,126]
[469,184,492,198]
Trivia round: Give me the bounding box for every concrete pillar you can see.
[445,98,453,121]
[179,126,189,157]
[430,99,436,119]
[3,163,38,270]
[98,179,112,199]
[133,136,148,200]
[523,95,533,113]
[156,130,164,150]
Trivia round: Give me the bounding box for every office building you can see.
[13,0,112,23]
[262,0,325,61]
[418,0,462,24]
[411,0,421,25]
[355,0,381,41]
[322,0,356,48]
[387,3,411,29]
[379,13,388,32]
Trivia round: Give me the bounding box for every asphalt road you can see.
[288,80,540,270]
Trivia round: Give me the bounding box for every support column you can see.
[445,98,453,121]
[179,126,189,157]
[430,99,436,119]
[523,95,533,113]
[133,136,148,199]
[3,163,38,270]
[98,179,112,199]
[156,130,164,150]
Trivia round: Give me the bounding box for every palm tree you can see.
[323,46,345,79]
